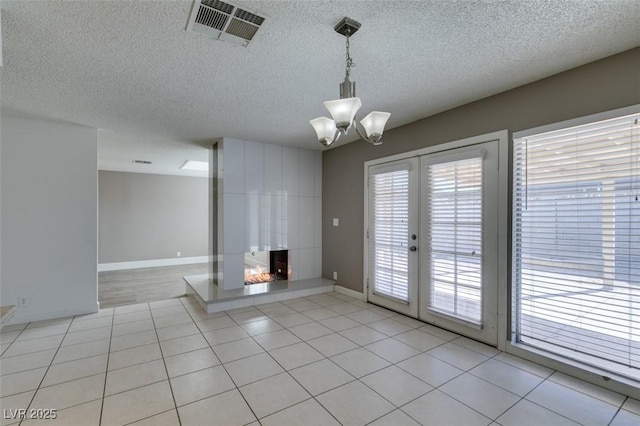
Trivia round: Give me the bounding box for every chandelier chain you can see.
[345,35,355,79]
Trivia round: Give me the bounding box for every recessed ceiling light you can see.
[179,160,208,171]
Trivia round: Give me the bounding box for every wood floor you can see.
[98,263,209,308]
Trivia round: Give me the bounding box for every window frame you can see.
[507,104,640,398]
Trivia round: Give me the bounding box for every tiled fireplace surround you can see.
[186,138,333,313]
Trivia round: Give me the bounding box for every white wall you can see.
[1,115,98,324]
[98,171,208,265]
[217,138,322,289]
[0,112,3,304]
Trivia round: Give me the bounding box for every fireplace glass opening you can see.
[244,250,288,285]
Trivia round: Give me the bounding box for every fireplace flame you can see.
[244,265,275,284]
[244,273,275,284]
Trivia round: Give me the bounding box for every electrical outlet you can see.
[177,251,181,257]
[18,296,28,307]
[333,271,338,280]
[333,218,339,227]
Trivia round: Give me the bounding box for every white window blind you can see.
[371,168,410,301]
[513,113,640,375]
[426,156,483,324]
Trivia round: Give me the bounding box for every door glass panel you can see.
[427,157,483,324]
[371,168,410,301]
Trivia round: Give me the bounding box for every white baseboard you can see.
[98,256,210,272]
[333,285,367,301]
[5,303,99,326]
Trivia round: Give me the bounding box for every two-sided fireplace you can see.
[244,250,288,285]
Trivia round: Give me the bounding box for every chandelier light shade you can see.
[309,117,338,146]
[323,97,362,131]
[310,17,390,147]
[360,111,391,145]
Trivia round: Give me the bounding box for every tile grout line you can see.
[284,296,477,423]
[463,356,538,398]
[403,345,535,424]
[243,300,344,425]
[318,313,522,424]
[357,345,495,424]
[241,297,428,422]
[178,296,293,422]
[198,311,263,423]
[545,372,629,408]
[607,396,629,426]
[0,316,121,421]
[97,306,117,426]
[3,292,636,426]
[163,296,229,422]
[512,369,589,425]
[92,300,596,417]
[149,302,184,426]
[120,408,177,426]
[3,342,112,379]
[93,300,192,424]
[18,316,74,426]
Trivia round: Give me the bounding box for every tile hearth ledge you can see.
[184,275,336,314]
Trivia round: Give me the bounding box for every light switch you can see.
[333,218,339,227]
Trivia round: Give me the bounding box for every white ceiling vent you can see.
[187,0,265,47]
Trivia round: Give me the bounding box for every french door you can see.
[366,140,499,345]
[367,159,419,317]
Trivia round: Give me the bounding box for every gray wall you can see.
[99,171,208,263]
[1,114,98,323]
[322,47,640,293]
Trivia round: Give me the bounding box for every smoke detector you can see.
[187,0,265,47]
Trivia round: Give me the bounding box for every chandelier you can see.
[310,17,391,147]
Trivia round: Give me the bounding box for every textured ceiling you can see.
[1,0,639,174]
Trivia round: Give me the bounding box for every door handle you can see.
[409,246,417,252]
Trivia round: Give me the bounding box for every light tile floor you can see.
[1,292,639,426]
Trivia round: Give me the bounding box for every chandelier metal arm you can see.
[333,128,344,144]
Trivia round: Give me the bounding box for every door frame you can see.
[363,130,509,350]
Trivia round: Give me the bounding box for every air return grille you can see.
[194,2,230,31]
[187,0,265,47]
